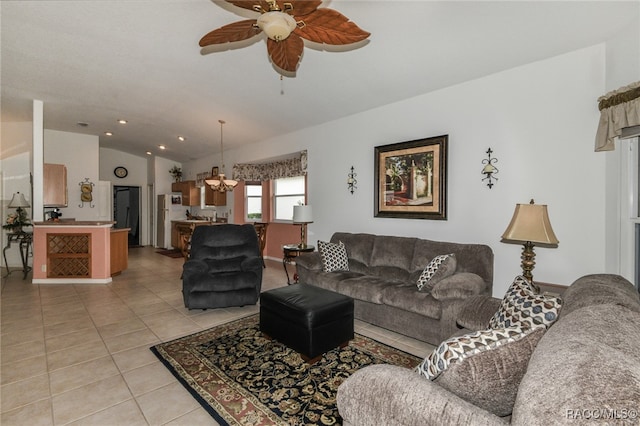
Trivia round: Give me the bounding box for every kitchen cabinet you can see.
[32,222,116,284]
[172,181,200,206]
[44,163,68,207]
[204,185,227,206]
[110,228,129,276]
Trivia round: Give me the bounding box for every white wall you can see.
[155,157,181,196]
[43,130,100,221]
[185,44,609,297]
[99,147,151,245]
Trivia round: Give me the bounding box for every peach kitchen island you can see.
[32,221,128,284]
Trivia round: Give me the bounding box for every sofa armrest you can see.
[431,272,486,301]
[456,295,502,330]
[295,252,323,271]
[183,259,208,274]
[241,256,264,271]
[337,365,506,426]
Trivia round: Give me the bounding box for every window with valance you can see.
[232,150,307,181]
[595,81,640,151]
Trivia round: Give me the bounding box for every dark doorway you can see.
[114,186,141,247]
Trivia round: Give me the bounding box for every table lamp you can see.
[292,205,313,248]
[9,192,29,212]
[501,199,559,289]
[7,192,30,233]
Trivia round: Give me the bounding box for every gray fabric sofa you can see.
[295,232,494,345]
[337,274,640,425]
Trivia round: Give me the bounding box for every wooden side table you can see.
[282,244,315,285]
[3,231,33,280]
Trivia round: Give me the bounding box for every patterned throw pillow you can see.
[489,275,562,330]
[416,254,457,292]
[318,240,349,273]
[415,326,532,380]
[416,326,545,417]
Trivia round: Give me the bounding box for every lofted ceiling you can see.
[1,1,638,163]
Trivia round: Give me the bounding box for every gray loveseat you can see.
[295,232,494,345]
[337,274,640,425]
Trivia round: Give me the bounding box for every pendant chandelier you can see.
[205,119,238,192]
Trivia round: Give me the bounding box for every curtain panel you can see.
[232,150,307,181]
[595,81,640,152]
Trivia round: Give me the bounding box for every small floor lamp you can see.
[292,205,313,248]
[501,199,559,290]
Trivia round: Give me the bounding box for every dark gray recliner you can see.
[182,224,263,310]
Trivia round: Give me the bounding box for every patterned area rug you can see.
[151,314,421,425]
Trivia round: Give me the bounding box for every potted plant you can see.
[169,165,182,182]
[3,209,31,233]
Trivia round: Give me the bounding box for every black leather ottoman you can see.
[260,284,354,363]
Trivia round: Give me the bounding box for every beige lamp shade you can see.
[8,192,30,208]
[502,200,559,245]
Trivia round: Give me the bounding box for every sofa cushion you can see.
[456,295,502,330]
[512,304,640,424]
[416,254,457,292]
[560,273,640,317]
[382,284,442,319]
[489,275,562,330]
[331,232,375,267]
[305,271,364,293]
[438,327,544,417]
[430,272,485,300]
[369,235,416,271]
[318,240,350,272]
[337,276,405,304]
[416,326,544,417]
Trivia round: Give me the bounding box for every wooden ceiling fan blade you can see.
[200,20,261,46]
[225,0,271,12]
[267,35,303,72]
[288,0,322,16]
[296,9,370,45]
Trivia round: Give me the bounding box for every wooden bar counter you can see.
[32,221,126,284]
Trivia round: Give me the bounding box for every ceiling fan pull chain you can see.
[280,75,285,96]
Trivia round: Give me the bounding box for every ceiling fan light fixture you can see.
[257,11,296,41]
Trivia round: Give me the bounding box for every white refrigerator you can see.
[156,194,185,249]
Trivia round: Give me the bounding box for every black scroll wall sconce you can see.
[481,148,499,188]
[347,166,357,194]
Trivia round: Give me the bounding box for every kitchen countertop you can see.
[34,221,116,226]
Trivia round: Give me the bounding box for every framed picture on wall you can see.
[196,172,208,187]
[211,166,219,177]
[374,134,448,220]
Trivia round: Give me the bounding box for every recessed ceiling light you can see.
[159,145,166,150]
[117,119,128,124]
[178,136,185,142]
[146,151,152,155]
[104,131,113,136]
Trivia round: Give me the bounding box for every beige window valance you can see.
[232,150,307,181]
[595,81,640,151]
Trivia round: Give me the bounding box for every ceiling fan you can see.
[199,0,370,76]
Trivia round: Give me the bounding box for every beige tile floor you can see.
[1,246,434,425]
